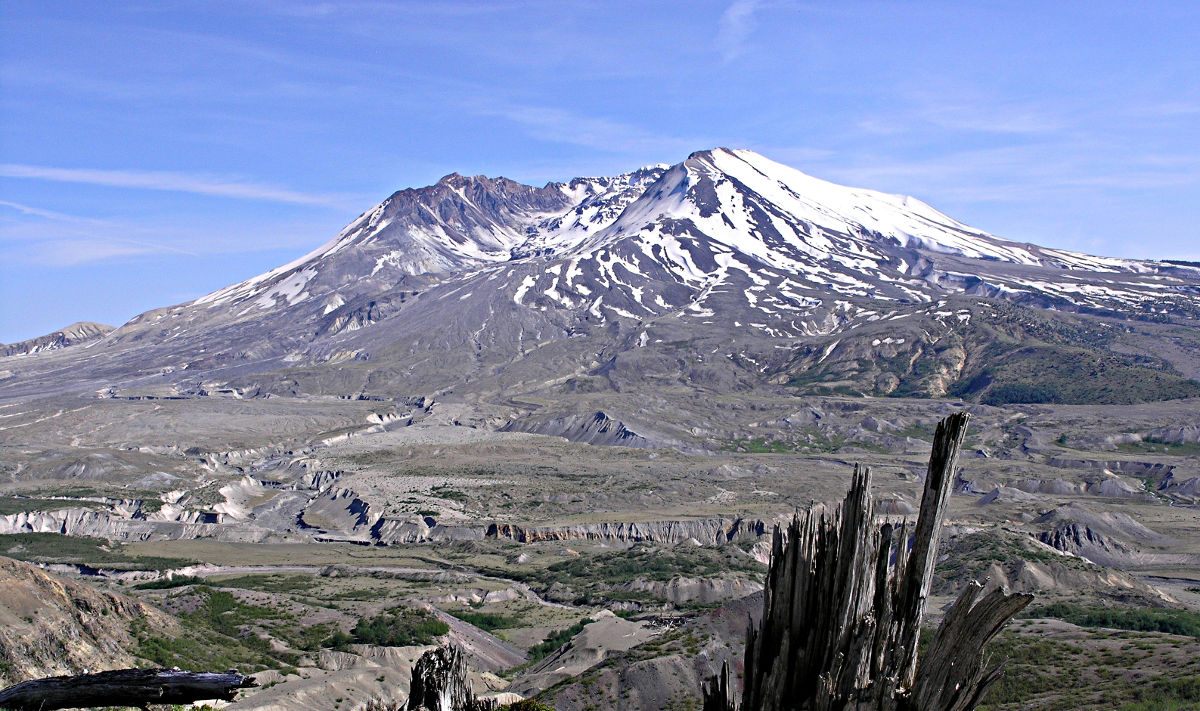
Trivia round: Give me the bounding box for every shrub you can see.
[528,618,591,662]
[330,607,449,649]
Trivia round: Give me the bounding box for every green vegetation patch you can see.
[134,586,299,672]
[953,345,1200,406]
[0,533,195,571]
[504,543,765,608]
[542,543,763,586]
[1119,676,1200,710]
[719,437,797,454]
[934,530,1086,592]
[134,575,204,590]
[499,701,554,711]
[431,486,470,502]
[979,625,1200,710]
[210,573,319,595]
[0,497,107,515]
[187,586,292,637]
[528,618,591,663]
[448,609,524,632]
[327,607,449,649]
[1117,437,1200,457]
[978,631,1096,709]
[1024,603,1200,640]
[134,621,296,674]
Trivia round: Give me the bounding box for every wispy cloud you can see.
[856,87,1069,137]
[17,238,191,267]
[0,200,91,222]
[473,102,707,157]
[0,164,357,208]
[0,199,336,267]
[716,0,762,62]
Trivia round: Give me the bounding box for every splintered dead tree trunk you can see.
[0,668,257,711]
[704,412,1033,711]
[406,645,498,711]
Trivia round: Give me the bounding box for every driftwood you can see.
[705,412,1033,711]
[0,668,257,710]
[406,645,497,711]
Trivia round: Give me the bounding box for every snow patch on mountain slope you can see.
[254,267,316,309]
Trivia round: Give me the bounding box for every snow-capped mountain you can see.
[4,148,1200,408]
[191,148,1187,325]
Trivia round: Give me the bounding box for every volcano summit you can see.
[4,148,1198,412]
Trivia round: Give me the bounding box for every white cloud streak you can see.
[0,164,355,208]
[472,102,709,157]
[0,199,339,267]
[0,200,89,222]
[716,0,762,62]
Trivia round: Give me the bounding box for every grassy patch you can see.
[979,626,1200,710]
[0,533,195,571]
[448,610,524,631]
[431,486,469,502]
[1119,676,1200,710]
[133,587,299,672]
[133,575,204,590]
[134,621,295,673]
[508,543,765,608]
[1117,437,1200,457]
[542,543,763,586]
[935,530,1085,590]
[0,497,107,515]
[953,345,1200,406]
[1024,603,1200,640]
[187,586,292,637]
[718,438,796,454]
[978,631,1095,709]
[211,573,319,595]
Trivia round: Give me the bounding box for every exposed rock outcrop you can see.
[1033,503,1170,568]
[486,517,771,545]
[0,508,276,543]
[500,411,666,448]
[371,517,485,545]
[0,556,171,686]
[617,575,763,605]
[1,322,113,358]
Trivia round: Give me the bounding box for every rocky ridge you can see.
[1,322,113,358]
[0,556,170,685]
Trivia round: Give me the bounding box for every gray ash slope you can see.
[4,148,1200,408]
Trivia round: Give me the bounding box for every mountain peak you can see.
[6,147,1197,411]
[185,147,1163,344]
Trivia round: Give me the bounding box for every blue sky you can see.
[2,1,1198,343]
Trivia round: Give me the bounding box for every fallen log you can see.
[0,668,257,711]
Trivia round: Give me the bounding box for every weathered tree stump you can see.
[0,668,257,710]
[407,645,498,711]
[705,412,1033,711]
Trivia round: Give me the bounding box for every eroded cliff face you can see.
[485,517,772,545]
[0,556,171,685]
[0,508,278,543]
